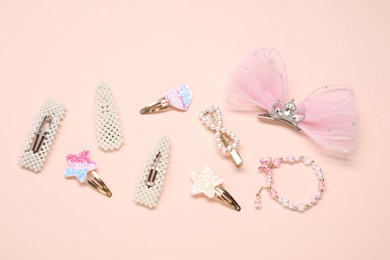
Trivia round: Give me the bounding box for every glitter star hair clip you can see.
[227,48,358,153]
[190,165,241,211]
[64,150,112,197]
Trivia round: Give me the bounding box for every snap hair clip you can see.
[199,105,243,167]
[19,99,66,172]
[95,83,123,151]
[64,150,112,197]
[190,165,241,211]
[227,48,358,153]
[140,84,192,114]
[254,155,325,212]
[134,136,170,208]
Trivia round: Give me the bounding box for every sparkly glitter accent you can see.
[165,85,192,110]
[64,150,96,183]
[190,165,223,198]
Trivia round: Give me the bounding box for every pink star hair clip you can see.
[140,84,192,114]
[64,150,112,197]
[227,48,358,153]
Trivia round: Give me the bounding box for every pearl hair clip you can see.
[227,48,358,153]
[140,85,192,114]
[199,105,243,167]
[95,83,124,151]
[64,150,112,197]
[19,99,66,172]
[255,155,325,212]
[190,165,241,211]
[134,136,170,208]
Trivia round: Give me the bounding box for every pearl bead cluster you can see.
[199,105,240,154]
[255,155,325,212]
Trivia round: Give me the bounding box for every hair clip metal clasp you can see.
[30,115,53,153]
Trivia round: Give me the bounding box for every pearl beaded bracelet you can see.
[255,155,326,212]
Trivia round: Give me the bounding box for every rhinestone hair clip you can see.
[227,48,358,153]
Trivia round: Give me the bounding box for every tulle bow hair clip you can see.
[227,48,358,153]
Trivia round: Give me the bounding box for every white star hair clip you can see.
[190,165,241,211]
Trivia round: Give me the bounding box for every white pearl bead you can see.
[222,148,227,153]
[217,143,222,149]
[216,138,221,143]
[215,126,220,132]
[226,130,232,135]
[215,132,221,137]
[221,128,226,133]
[303,156,312,165]
[297,203,306,212]
[232,143,237,148]
[289,203,295,209]
[282,199,289,207]
[210,125,215,130]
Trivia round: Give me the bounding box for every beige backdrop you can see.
[1,0,389,259]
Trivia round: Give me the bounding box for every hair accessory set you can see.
[64,150,112,197]
[227,48,358,153]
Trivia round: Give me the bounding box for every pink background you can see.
[1,0,389,259]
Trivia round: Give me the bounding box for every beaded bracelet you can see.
[255,155,326,212]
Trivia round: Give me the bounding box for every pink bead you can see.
[269,189,277,198]
[318,181,326,191]
[272,158,281,167]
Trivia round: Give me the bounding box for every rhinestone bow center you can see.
[271,99,305,125]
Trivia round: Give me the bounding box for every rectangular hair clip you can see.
[19,99,66,172]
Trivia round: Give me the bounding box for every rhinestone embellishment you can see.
[271,99,305,126]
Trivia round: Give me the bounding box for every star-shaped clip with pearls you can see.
[190,165,241,211]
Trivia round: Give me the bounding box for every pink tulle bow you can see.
[227,48,358,153]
